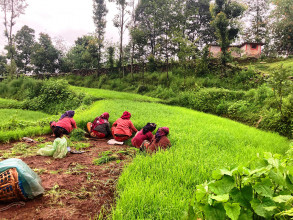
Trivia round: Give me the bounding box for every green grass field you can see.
[70,85,161,103]
[74,99,290,219]
[0,109,53,142]
[0,109,50,122]
[0,88,290,218]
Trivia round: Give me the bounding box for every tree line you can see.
[0,0,293,76]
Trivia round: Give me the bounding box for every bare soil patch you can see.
[0,135,134,220]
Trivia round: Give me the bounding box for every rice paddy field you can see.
[0,86,290,219]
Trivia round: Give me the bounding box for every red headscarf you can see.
[155,127,169,143]
[92,112,110,130]
[121,111,131,120]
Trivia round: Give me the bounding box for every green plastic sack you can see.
[0,158,44,199]
[37,137,68,159]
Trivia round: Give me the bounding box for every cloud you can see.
[0,0,129,52]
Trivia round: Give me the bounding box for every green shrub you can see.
[188,151,293,219]
[227,100,249,116]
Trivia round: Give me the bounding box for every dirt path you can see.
[0,135,134,220]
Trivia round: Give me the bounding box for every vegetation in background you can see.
[0,77,94,114]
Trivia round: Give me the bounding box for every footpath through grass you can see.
[75,99,290,219]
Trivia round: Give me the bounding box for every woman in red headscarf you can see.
[87,112,111,138]
[111,111,138,142]
[142,127,171,153]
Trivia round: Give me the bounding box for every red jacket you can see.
[56,117,77,133]
[147,136,171,153]
[112,118,137,137]
[131,130,153,148]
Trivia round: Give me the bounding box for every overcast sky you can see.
[0,0,130,54]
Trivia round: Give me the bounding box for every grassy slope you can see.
[70,85,161,103]
[244,58,293,74]
[75,99,289,219]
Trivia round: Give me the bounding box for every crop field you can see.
[0,109,50,122]
[0,109,53,142]
[71,85,161,103]
[0,87,290,219]
[74,99,289,219]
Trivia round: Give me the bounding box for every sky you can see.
[0,0,130,54]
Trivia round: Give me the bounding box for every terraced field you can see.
[0,86,290,219]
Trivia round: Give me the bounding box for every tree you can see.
[172,31,197,86]
[185,0,216,46]
[131,27,148,80]
[210,0,245,65]
[112,0,129,75]
[66,35,100,70]
[31,33,61,74]
[14,25,35,74]
[93,0,108,68]
[0,55,7,75]
[106,46,115,69]
[242,0,270,43]
[0,0,28,61]
[271,0,293,55]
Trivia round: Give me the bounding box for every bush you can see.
[227,100,249,117]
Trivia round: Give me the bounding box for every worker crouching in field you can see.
[87,112,111,138]
[37,127,68,158]
[131,123,156,148]
[141,127,171,153]
[111,111,138,142]
[50,110,77,135]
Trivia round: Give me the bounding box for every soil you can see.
[0,135,134,220]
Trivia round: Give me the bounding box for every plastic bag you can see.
[37,137,68,159]
[0,158,44,199]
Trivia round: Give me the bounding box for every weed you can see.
[33,168,47,175]
[70,128,86,142]
[93,155,118,165]
[74,142,90,151]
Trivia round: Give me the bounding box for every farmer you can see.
[49,110,77,135]
[37,126,68,158]
[87,112,111,138]
[111,111,138,142]
[131,123,156,148]
[142,127,171,153]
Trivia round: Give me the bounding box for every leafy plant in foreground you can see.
[187,148,293,219]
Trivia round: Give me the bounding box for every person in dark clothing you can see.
[87,112,111,138]
[131,123,156,148]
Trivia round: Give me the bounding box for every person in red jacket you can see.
[142,127,171,153]
[49,110,77,135]
[111,111,138,142]
[131,123,156,148]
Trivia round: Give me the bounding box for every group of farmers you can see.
[39,110,171,159]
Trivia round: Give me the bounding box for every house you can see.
[209,42,265,58]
